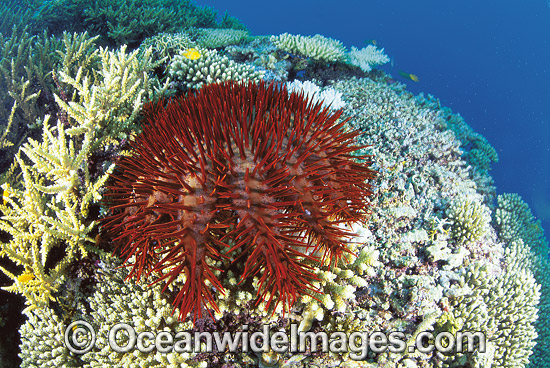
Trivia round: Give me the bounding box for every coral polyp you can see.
[102,81,375,322]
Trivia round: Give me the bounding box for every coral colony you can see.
[102,81,376,321]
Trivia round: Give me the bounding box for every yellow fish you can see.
[2,183,10,205]
[181,48,201,60]
[17,273,35,283]
[399,71,419,82]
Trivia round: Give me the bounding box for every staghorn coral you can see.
[0,32,159,314]
[54,43,163,146]
[0,2,32,35]
[0,116,113,312]
[168,48,264,90]
[0,26,67,173]
[270,33,347,62]
[102,81,376,323]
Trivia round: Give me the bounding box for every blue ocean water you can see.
[196,0,550,237]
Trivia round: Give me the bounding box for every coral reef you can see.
[54,43,162,144]
[18,261,204,367]
[0,13,545,368]
[19,305,75,367]
[0,32,159,314]
[0,26,66,176]
[139,32,195,64]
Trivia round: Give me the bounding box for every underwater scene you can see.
[0,0,548,367]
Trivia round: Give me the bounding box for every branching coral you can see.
[286,79,346,110]
[18,261,205,368]
[54,44,163,146]
[495,193,550,368]
[0,26,67,173]
[0,33,156,313]
[19,306,76,367]
[102,81,376,322]
[0,117,113,311]
[139,32,195,64]
[436,240,540,368]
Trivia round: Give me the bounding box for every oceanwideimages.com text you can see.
[65,321,486,359]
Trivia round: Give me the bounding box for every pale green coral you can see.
[168,48,264,89]
[209,223,381,340]
[446,196,491,245]
[33,0,219,47]
[443,110,498,196]
[17,261,206,368]
[437,240,540,368]
[19,306,76,367]
[494,193,550,368]
[0,2,32,35]
[298,241,380,331]
[78,263,201,368]
[270,33,346,62]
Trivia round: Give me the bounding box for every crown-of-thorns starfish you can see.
[102,81,375,322]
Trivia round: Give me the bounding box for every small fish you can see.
[2,183,11,205]
[17,273,35,284]
[398,71,419,82]
[365,39,377,46]
[181,48,201,60]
